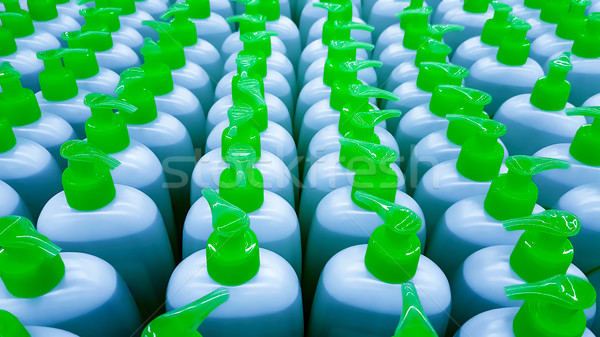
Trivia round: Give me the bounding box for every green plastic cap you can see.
[555,0,591,40]
[84,93,136,154]
[60,47,101,80]
[231,0,261,16]
[140,38,175,96]
[232,77,268,131]
[339,84,399,135]
[0,118,16,153]
[484,156,570,220]
[240,30,278,59]
[80,7,122,32]
[115,67,159,124]
[232,55,266,96]
[27,0,59,21]
[0,27,18,57]
[355,191,421,283]
[62,30,114,52]
[530,52,572,111]
[142,21,186,70]
[504,210,580,283]
[185,0,211,19]
[0,11,35,38]
[540,0,571,24]
[344,109,402,144]
[0,216,65,298]
[0,62,42,126]
[463,0,490,13]
[142,288,229,337]
[313,2,353,35]
[571,13,600,58]
[36,49,79,101]
[393,283,438,337]
[330,60,382,111]
[323,40,374,87]
[496,17,532,66]
[104,0,136,15]
[426,24,464,42]
[447,114,506,182]
[0,310,31,337]
[415,62,468,93]
[160,3,198,47]
[219,144,264,213]
[226,14,266,35]
[481,2,513,46]
[506,275,596,337]
[524,0,542,9]
[203,187,260,286]
[443,87,492,145]
[322,18,373,46]
[566,106,600,166]
[396,7,432,32]
[61,140,120,211]
[221,104,261,161]
[259,0,281,21]
[414,39,452,68]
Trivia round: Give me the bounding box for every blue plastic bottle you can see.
[367,0,424,41]
[0,27,43,92]
[434,0,492,51]
[0,9,61,53]
[523,0,572,41]
[306,8,371,48]
[78,0,155,39]
[79,7,144,58]
[261,0,301,66]
[587,266,600,335]
[26,0,81,45]
[0,180,30,219]
[60,47,119,96]
[180,0,231,49]
[0,310,79,337]
[373,7,431,60]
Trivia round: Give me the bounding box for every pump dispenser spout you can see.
[496,16,532,66]
[530,52,572,111]
[0,11,35,39]
[115,67,159,124]
[84,93,137,154]
[339,84,399,135]
[36,48,81,102]
[415,62,468,93]
[481,2,513,46]
[345,109,402,144]
[219,143,265,213]
[0,62,42,126]
[0,310,30,337]
[221,103,261,161]
[139,38,175,96]
[393,282,438,336]
[227,14,266,35]
[566,106,600,166]
[160,3,198,47]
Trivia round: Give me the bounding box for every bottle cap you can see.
[1,0,25,12]
[559,0,592,40]
[221,104,261,161]
[505,275,596,337]
[344,110,402,144]
[140,38,175,96]
[161,3,198,47]
[443,87,492,145]
[0,10,35,38]
[504,210,580,282]
[322,20,373,46]
[260,0,281,21]
[0,62,42,126]
[530,52,572,111]
[540,0,571,24]
[61,140,120,211]
[429,85,489,119]
[218,143,264,213]
[231,0,261,15]
[142,288,230,337]
[330,60,382,111]
[413,39,452,68]
[405,0,425,9]
[0,310,30,337]
[481,2,513,46]
[104,0,136,15]
[415,62,468,93]
[142,21,186,70]
[484,156,570,220]
[524,0,542,9]
[393,283,438,337]
[571,13,600,58]
[323,40,374,87]
[339,84,399,135]
[115,67,159,125]
[463,0,490,13]
[426,24,464,42]
[566,106,600,166]
[240,30,278,63]
[496,16,532,66]
[0,216,65,298]
[36,48,80,102]
[0,27,18,56]
[0,118,16,153]
[313,2,354,39]
[80,7,122,32]
[396,7,432,32]
[185,0,211,19]
[60,47,101,80]
[447,114,506,182]
[232,77,268,131]
[84,93,136,154]
[62,30,114,52]
[227,14,266,35]
[354,191,421,283]
[27,0,59,22]
[203,187,260,285]
[232,55,266,96]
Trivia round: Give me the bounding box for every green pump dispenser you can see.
[62,30,114,53]
[84,93,137,154]
[103,0,136,16]
[312,2,354,41]
[0,118,17,153]
[0,310,31,337]
[530,52,572,111]
[396,7,432,49]
[566,106,600,166]
[142,288,229,337]
[0,10,35,38]
[115,67,159,125]
[142,21,186,70]
[555,0,591,40]
[571,13,600,59]
[505,275,596,337]
[60,139,120,211]
[203,187,260,286]
[330,60,383,111]
[345,110,403,144]
[230,0,261,17]
[393,282,438,337]
[339,84,399,135]
[221,104,261,161]
[480,2,513,46]
[503,210,580,283]
[413,39,452,68]
[539,0,571,24]
[239,30,278,78]
[496,16,532,66]
[484,156,570,221]
[185,0,211,19]
[36,48,80,102]
[446,114,506,182]
[227,14,267,36]
[232,77,268,132]
[260,0,282,21]
[58,47,102,80]
[0,62,42,127]
[415,62,468,93]
[426,24,464,42]
[0,215,65,298]
[160,3,199,47]
[0,26,17,57]
[218,144,264,214]
[139,38,175,96]
[443,86,492,145]
[462,0,490,13]
[27,0,59,22]
[80,7,122,33]
[231,55,265,97]
[323,40,374,87]
[523,0,541,9]
[319,8,373,46]
[353,191,421,283]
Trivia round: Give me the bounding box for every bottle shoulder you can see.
[0,137,58,179]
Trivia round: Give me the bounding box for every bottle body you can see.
[74,67,120,96]
[530,33,573,66]
[171,62,214,114]
[0,179,31,219]
[451,36,498,69]
[552,53,600,106]
[0,49,43,92]
[587,266,600,335]
[32,15,80,47]
[15,31,61,54]
[385,80,433,134]
[94,43,141,76]
[26,326,79,337]
[35,90,91,138]
[183,39,223,86]
[266,17,301,66]
[110,25,145,59]
[118,11,156,39]
[191,14,232,52]
[367,0,414,41]
[438,7,493,52]
[377,44,418,86]
[294,77,332,136]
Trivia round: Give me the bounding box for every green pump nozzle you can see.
[160,3,198,47]
[313,2,354,39]
[239,30,278,77]
[203,187,260,286]
[80,7,122,33]
[447,114,506,182]
[58,47,101,80]
[496,16,532,66]
[322,18,374,46]
[566,106,600,166]
[345,110,403,144]
[142,287,229,337]
[463,0,491,13]
[227,14,266,35]
[230,0,261,15]
[0,11,35,38]
[530,52,572,111]
[0,118,16,153]
[413,39,452,68]
[221,103,261,161]
[571,12,600,59]
[115,67,159,125]
[232,55,266,98]
[481,2,513,46]
[555,0,591,40]
[62,30,114,52]
[484,155,570,220]
[442,86,492,145]
[0,25,18,57]
[426,24,465,42]
[339,84,399,136]
[505,274,596,337]
[27,0,59,22]
[323,39,374,87]
[97,0,136,15]
[60,140,120,211]
[354,191,421,283]
[142,20,187,70]
[259,0,282,21]
[84,93,137,154]
[503,210,580,283]
[36,48,80,102]
[523,0,542,9]
[0,215,65,298]
[540,0,571,24]
[0,310,31,337]
[140,38,175,96]
[184,0,211,19]
[329,59,383,111]
[415,62,468,93]
[0,0,25,12]
[396,7,432,33]
[0,62,42,127]
[393,283,438,337]
[232,77,268,132]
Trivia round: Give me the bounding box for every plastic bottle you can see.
[456,275,597,337]
[451,1,513,69]
[426,155,569,277]
[37,140,175,319]
[166,188,304,337]
[0,62,76,168]
[305,7,371,48]
[298,0,360,47]
[585,93,600,113]
[160,2,223,84]
[0,216,142,337]
[61,30,140,75]
[0,27,42,92]
[183,143,301,276]
[59,47,119,96]
[0,309,79,337]
[25,0,80,45]
[142,288,229,337]
[78,0,155,39]
[179,0,231,49]
[451,210,595,331]
[494,53,584,155]
[373,7,431,60]
[587,266,600,335]
[221,14,287,63]
[308,192,450,336]
[34,49,91,138]
[0,9,61,53]
[79,7,144,57]
[465,17,544,115]
[434,0,492,51]
[260,0,301,66]
[367,0,424,41]
[0,180,30,219]
[525,0,573,41]
[53,0,85,25]
[509,0,543,21]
